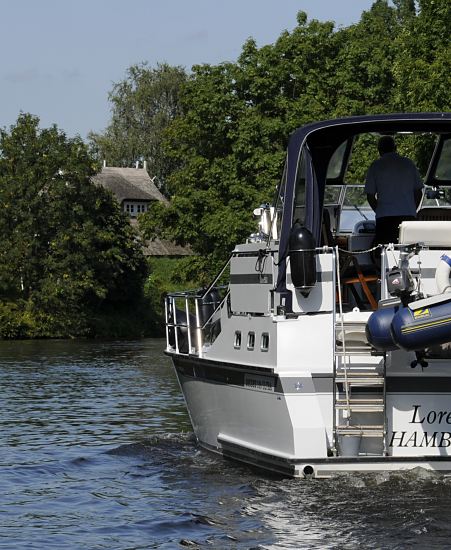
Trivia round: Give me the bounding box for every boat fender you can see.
[436,254,451,294]
[288,223,317,297]
[198,288,221,325]
[365,306,399,351]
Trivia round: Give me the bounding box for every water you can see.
[2,339,451,549]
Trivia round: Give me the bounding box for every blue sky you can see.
[0,0,379,139]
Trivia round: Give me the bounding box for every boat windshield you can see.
[422,186,451,207]
[324,185,374,233]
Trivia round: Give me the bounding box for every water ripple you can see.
[2,339,451,548]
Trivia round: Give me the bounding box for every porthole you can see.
[234,331,241,349]
[247,332,255,351]
[261,333,269,352]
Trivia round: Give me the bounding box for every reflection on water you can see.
[2,339,451,549]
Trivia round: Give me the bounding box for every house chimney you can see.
[135,161,139,169]
[143,160,147,172]
[103,159,106,168]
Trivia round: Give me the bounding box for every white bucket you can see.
[339,435,361,456]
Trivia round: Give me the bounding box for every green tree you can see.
[89,62,187,191]
[0,114,148,337]
[136,2,450,283]
[332,1,400,116]
[393,0,451,112]
[140,13,341,279]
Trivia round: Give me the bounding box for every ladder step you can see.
[336,398,384,412]
[336,405,384,412]
[335,322,368,329]
[336,370,382,376]
[335,349,373,356]
[336,379,384,386]
[337,424,384,431]
[337,425,385,437]
[337,397,384,405]
[336,350,385,357]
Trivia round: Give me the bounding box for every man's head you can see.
[378,135,396,155]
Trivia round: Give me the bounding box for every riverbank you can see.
[0,299,162,340]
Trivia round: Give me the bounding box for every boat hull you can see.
[171,353,451,478]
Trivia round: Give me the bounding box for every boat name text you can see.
[244,374,274,392]
[390,405,451,448]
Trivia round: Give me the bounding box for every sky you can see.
[0,0,380,139]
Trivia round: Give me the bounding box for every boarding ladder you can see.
[333,318,387,455]
[331,244,387,456]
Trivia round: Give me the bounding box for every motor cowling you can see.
[289,223,317,297]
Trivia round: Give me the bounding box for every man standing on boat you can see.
[365,136,423,244]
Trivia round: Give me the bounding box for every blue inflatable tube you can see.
[366,306,399,351]
[391,295,451,351]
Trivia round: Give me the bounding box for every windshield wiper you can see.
[352,204,368,220]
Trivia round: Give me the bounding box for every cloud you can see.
[184,29,208,42]
[3,68,53,84]
[62,68,82,80]
[3,68,81,84]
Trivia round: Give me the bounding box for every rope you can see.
[336,243,383,256]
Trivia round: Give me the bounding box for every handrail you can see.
[201,254,233,299]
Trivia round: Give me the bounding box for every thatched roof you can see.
[94,166,191,257]
[142,238,192,257]
[93,167,167,203]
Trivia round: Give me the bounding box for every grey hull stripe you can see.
[230,272,332,286]
[172,354,333,394]
[230,273,273,285]
[287,271,333,284]
[218,436,451,467]
[170,354,451,394]
[387,377,451,392]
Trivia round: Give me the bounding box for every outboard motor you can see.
[288,222,316,297]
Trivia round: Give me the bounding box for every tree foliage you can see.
[137,1,450,281]
[89,62,187,192]
[393,0,451,111]
[0,114,148,338]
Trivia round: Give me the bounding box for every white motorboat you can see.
[165,113,451,478]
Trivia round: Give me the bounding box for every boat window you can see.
[260,333,269,352]
[234,331,241,349]
[339,185,374,232]
[327,140,348,179]
[421,187,451,207]
[293,150,306,225]
[247,332,255,351]
[435,138,451,181]
[324,185,342,205]
[342,186,369,208]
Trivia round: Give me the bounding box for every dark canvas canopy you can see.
[276,112,451,295]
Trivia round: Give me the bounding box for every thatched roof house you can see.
[93,165,190,257]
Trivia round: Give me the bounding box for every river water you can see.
[2,339,451,549]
